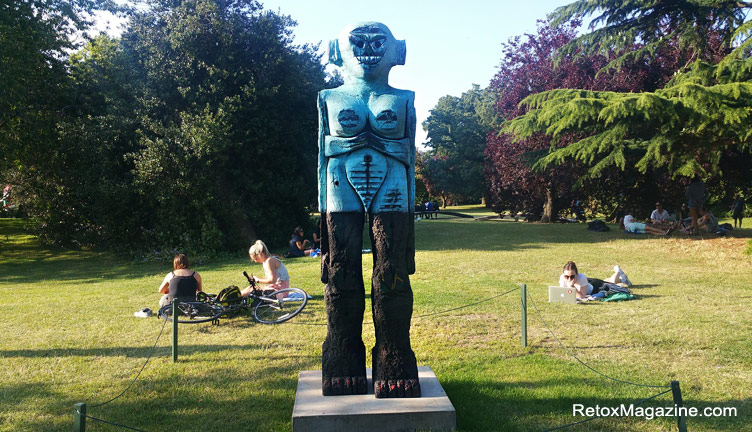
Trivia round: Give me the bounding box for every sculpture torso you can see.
[320,86,414,213]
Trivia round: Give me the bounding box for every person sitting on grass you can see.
[312,221,321,248]
[650,202,670,224]
[674,203,691,231]
[697,207,720,234]
[241,240,290,297]
[158,254,203,307]
[559,261,632,300]
[621,212,672,236]
[288,226,313,257]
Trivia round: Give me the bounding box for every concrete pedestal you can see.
[292,366,456,432]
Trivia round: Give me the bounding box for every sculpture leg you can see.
[370,211,420,398]
[321,211,368,396]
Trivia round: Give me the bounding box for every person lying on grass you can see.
[158,254,203,307]
[559,261,631,300]
[621,212,672,236]
[240,240,290,297]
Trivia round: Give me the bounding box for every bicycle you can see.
[158,271,309,324]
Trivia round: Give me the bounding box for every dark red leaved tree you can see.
[484,19,715,221]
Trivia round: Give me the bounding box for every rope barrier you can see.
[76,409,150,432]
[89,318,168,408]
[413,286,520,319]
[526,292,671,389]
[72,285,685,431]
[286,285,521,326]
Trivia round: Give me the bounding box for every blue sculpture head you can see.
[329,22,406,82]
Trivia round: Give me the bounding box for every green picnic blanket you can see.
[601,292,637,302]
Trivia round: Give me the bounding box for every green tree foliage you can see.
[0,0,119,240]
[504,0,752,181]
[484,19,669,222]
[420,84,491,206]
[5,0,329,254]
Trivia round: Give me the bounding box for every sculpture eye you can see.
[350,36,366,49]
[373,40,382,48]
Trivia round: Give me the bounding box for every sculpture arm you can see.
[318,92,329,212]
[318,91,330,283]
[406,92,416,274]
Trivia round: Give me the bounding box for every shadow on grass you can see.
[0,221,167,284]
[0,343,283,359]
[6,370,306,432]
[412,220,656,253]
[444,377,750,432]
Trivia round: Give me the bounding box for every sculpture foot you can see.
[374,378,421,398]
[322,375,368,396]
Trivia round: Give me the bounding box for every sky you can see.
[257,0,575,145]
[96,0,576,145]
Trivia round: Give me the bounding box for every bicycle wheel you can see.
[253,288,308,324]
[158,301,223,324]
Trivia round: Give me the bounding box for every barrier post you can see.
[521,284,527,348]
[172,301,179,362]
[671,380,688,432]
[73,402,86,432]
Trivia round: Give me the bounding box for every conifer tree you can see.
[504,0,752,179]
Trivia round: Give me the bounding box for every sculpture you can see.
[318,22,419,398]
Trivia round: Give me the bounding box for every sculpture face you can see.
[348,25,388,70]
[337,22,403,81]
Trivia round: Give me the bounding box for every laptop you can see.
[548,286,577,304]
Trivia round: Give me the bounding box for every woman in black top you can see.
[158,254,203,307]
[288,226,313,257]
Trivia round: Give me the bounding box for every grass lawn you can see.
[1,208,750,431]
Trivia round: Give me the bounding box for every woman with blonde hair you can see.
[158,254,203,307]
[241,240,290,297]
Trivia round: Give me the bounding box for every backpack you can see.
[215,285,243,307]
[587,219,610,232]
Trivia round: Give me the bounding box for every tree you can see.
[504,0,752,182]
[421,84,491,206]
[0,0,122,243]
[6,0,330,254]
[484,19,643,221]
[111,0,328,252]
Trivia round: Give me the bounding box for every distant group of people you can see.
[620,177,744,236]
[415,201,440,219]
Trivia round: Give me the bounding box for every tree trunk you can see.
[540,186,555,223]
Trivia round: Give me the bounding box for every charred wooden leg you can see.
[321,211,368,396]
[370,212,420,398]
